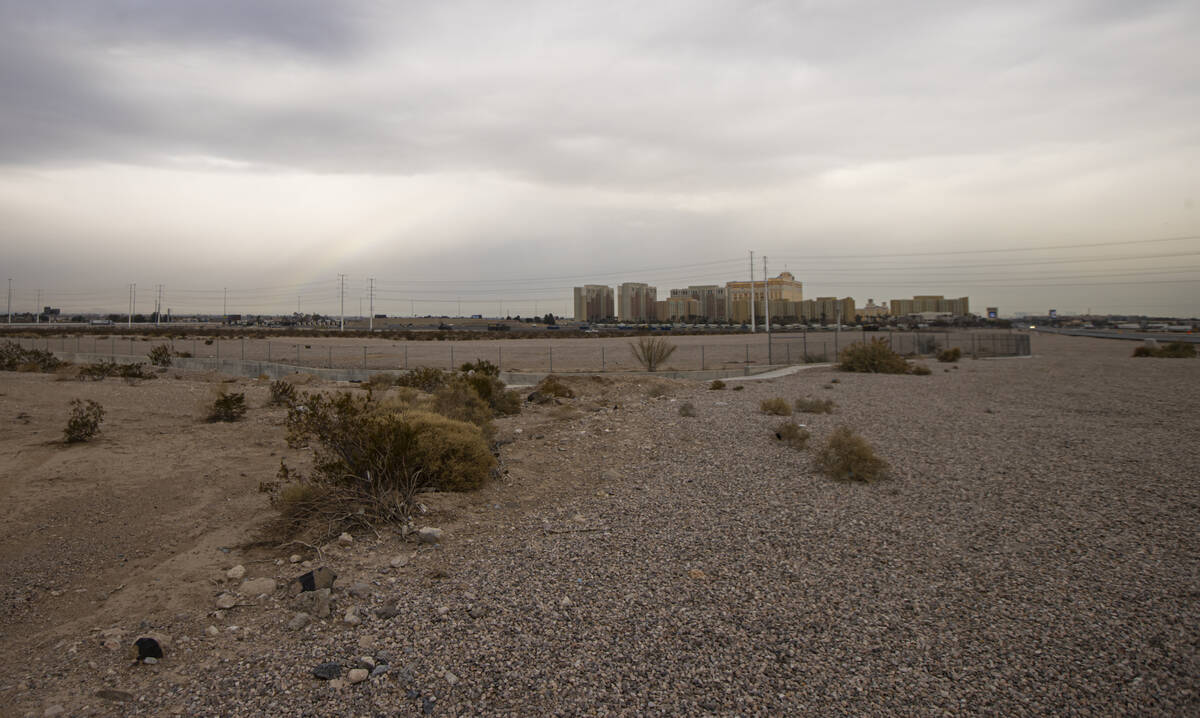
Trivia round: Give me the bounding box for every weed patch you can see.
[760,398,792,416]
[1133,342,1196,358]
[937,347,962,363]
[709,379,726,390]
[207,390,247,422]
[794,397,835,414]
[774,421,810,449]
[815,426,888,482]
[64,399,105,443]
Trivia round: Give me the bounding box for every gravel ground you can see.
[5,333,1198,716]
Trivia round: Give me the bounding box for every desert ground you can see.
[0,333,1196,716]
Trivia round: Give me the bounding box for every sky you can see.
[1,0,1198,318]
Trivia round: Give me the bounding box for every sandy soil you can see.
[0,334,1196,716]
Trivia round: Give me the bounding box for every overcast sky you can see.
[1,0,1197,318]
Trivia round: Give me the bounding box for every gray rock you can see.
[214,593,237,609]
[293,588,332,618]
[348,582,372,598]
[343,608,361,626]
[370,663,390,678]
[312,662,341,680]
[290,566,337,594]
[44,706,66,717]
[444,670,459,685]
[375,603,401,620]
[347,668,369,684]
[417,527,443,544]
[338,532,354,546]
[389,554,409,568]
[225,565,246,580]
[468,604,488,619]
[240,577,277,596]
[143,657,158,665]
[287,612,311,631]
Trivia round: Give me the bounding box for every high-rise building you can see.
[573,285,614,322]
[726,271,803,323]
[888,295,970,317]
[668,285,728,322]
[617,283,657,322]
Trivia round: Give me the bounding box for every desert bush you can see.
[910,364,932,375]
[838,339,912,374]
[269,379,297,406]
[937,347,962,363]
[148,344,173,367]
[794,397,835,414]
[760,397,793,416]
[0,341,63,372]
[732,385,744,391]
[814,426,888,482]
[394,366,452,392]
[463,371,522,416]
[362,372,397,392]
[459,359,500,377]
[774,421,810,449]
[64,399,105,443]
[678,402,698,417]
[1133,342,1196,358]
[207,390,247,422]
[429,378,495,435]
[536,375,575,398]
[630,336,677,372]
[77,360,153,381]
[709,379,726,390]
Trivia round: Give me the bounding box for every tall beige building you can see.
[617,283,657,322]
[573,285,614,322]
[668,285,728,322]
[727,271,803,323]
[889,295,970,317]
[799,297,856,323]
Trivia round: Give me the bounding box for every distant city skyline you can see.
[2,2,1198,317]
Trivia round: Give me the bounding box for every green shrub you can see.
[64,399,105,443]
[429,378,495,436]
[536,375,575,398]
[709,379,726,390]
[0,341,64,372]
[679,402,698,417]
[460,359,500,377]
[837,339,911,374]
[464,371,522,416]
[398,410,496,492]
[814,426,888,482]
[794,397,835,414]
[269,379,297,406]
[630,336,677,372]
[394,367,451,392]
[936,347,962,363]
[774,421,810,449]
[910,364,932,375]
[148,344,173,367]
[760,398,792,416]
[1133,342,1196,358]
[207,391,247,422]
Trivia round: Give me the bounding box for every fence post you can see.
[363,346,367,369]
[601,345,605,371]
[498,345,502,371]
[267,342,271,361]
[296,344,300,364]
[549,346,553,373]
[744,344,749,375]
[328,346,332,368]
[834,330,839,357]
[803,332,807,360]
[450,344,454,369]
[216,338,219,361]
[786,343,790,364]
[700,345,704,370]
[241,338,245,361]
[404,345,408,370]
[193,338,197,357]
[111,337,115,359]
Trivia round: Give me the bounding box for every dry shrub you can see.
[630,336,677,372]
[148,344,173,367]
[838,339,912,374]
[268,379,297,406]
[463,371,522,416]
[732,385,744,391]
[429,378,495,436]
[709,379,726,390]
[395,366,452,392]
[815,426,888,482]
[0,341,63,372]
[760,397,792,416]
[207,390,247,422]
[64,399,105,443]
[775,421,810,449]
[549,404,581,421]
[679,402,698,417]
[54,365,83,381]
[1133,342,1196,358]
[362,372,397,391]
[537,375,575,398]
[77,360,154,381]
[937,347,962,363]
[399,410,496,492]
[910,364,932,376]
[794,397,835,414]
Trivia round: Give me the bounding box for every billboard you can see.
[986,307,998,319]
[1049,309,1057,318]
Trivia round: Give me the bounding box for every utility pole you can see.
[35,289,41,324]
[223,287,227,325]
[749,251,756,333]
[128,283,135,327]
[763,255,770,335]
[6,278,11,324]
[338,274,346,331]
[368,278,375,332]
[458,297,462,317]
[156,284,163,326]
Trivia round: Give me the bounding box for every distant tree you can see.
[543,313,556,325]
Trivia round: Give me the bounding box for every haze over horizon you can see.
[2,1,1198,318]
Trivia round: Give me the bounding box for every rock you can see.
[348,582,372,599]
[312,662,341,680]
[240,577,277,596]
[444,670,459,685]
[287,612,311,631]
[132,636,164,660]
[225,565,246,580]
[44,706,66,717]
[343,608,361,626]
[375,603,401,620]
[94,689,135,703]
[559,596,573,608]
[417,527,443,544]
[422,697,436,714]
[370,664,389,678]
[436,605,450,617]
[347,668,369,684]
[292,588,332,618]
[205,625,219,637]
[101,637,122,651]
[290,566,337,594]
[357,655,376,669]
[468,604,487,619]
[688,568,708,580]
[328,679,346,690]
[214,593,237,609]
[143,657,158,665]
[289,554,302,563]
[389,554,409,568]
[338,532,354,546]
